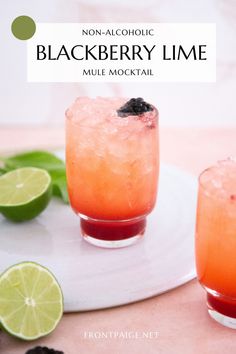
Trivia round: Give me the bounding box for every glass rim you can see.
[65,107,159,128]
[198,157,236,198]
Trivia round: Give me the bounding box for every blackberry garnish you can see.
[117,97,153,117]
[25,346,64,354]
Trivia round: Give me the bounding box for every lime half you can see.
[0,262,64,340]
[0,167,52,222]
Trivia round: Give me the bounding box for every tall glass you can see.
[66,97,159,248]
[195,158,236,329]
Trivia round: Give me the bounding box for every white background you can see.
[27,23,216,83]
[0,0,236,126]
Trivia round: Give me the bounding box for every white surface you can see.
[0,164,197,312]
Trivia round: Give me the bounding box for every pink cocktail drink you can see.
[196,159,236,328]
[66,97,159,248]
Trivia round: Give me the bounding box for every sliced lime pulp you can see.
[0,262,63,340]
[0,167,52,222]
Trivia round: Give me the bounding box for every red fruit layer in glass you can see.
[80,218,146,241]
[207,293,236,318]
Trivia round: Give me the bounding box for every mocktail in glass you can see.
[66,97,159,248]
[195,158,236,328]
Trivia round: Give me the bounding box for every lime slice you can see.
[0,167,52,222]
[0,262,64,340]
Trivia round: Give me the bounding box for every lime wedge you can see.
[0,262,64,340]
[0,167,52,222]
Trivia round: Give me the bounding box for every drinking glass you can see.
[66,97,159,248]
[195,158,236,329]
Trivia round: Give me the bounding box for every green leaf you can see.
[4,151,65,171]
[50,169,69,204]
[2,151,68,203]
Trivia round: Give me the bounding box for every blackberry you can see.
[25,346,64,354]
[117,97,153,117]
